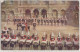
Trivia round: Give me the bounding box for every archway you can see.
[33,9,39,18]
[61,9,66,18]
[9,11,14,20]
[52,10,58,18]
[25,9,31,18]
[1,11,6,21]
[41,9,47,18]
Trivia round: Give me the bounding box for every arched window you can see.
[33,9,39,18]
[25,9,31,18]
[41,9,47,18]
[61,9,66,18]
[1,11,6,21]
[9,11,14,20]
[52,10,58,18]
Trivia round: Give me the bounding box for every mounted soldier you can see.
[49,32,56,50]
[2,24,9,35]
[1,33,5,49]
[73,32,79,50]
[10,30,18,49]
[26,31,33,49]
[3,34,11,49]
[65,33,73,50]
[57,32,63,50]
[19,31,26,50]
[40,32,48,50]
[33,32,40,49]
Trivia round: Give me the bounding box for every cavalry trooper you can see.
[49,32,56,50]
[26,31,33,49]
[57,32,63,50]
[73,32,79,49]
[1,33,5,48]
[41,32,48,50]
[19,31,26,50]
[10,30,18,49]
[33,32,40,49]
[65,33,72,50]
[3,34,11,49]
[2,24,9,35]
[41,18,43,25]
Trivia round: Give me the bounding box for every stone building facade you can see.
[1,0,79,26]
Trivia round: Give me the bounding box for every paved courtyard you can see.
[1,22,79,50]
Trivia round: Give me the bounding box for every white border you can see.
[0,0,80,52]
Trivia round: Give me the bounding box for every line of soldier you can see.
[13,17,67,26]
[1,27,79,50]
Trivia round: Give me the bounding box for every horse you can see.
[10,35,18,49]
[19,36,26,50]
[57,38,63,50]
[40,37,48,50]
[26,36,32,49]
[49,38,56,50]
[33,36,40,50]
[65,38,73,50]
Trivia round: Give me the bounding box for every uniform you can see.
[19,35,26,48]
[57,32,63,50]
[10,35,18,48]
[26,36,32,47]
[65,34,73,50]
[41,32,48,50]
[3,35,11,47]
[73,34,79,49]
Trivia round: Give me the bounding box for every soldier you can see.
[37,19,40,25]
[50,18,53,26]
[19,31,26,50]
[33,21,36,30]
[41,18,43,25]
[41,32,48,50]
[49,32,56,50]
[7,16,10,24]
[33,32,40,49]
[17,21,21,30]
[57,18,59,26]
[44,19,46,25]
[61,18,64,26]
[65,33,72,50]
[21,21,25,31]
[1,33,5,49]
[54,18,56,26]
[3,34,11,49]
[13,16,16,25]
[73,33,79,49]
[2,24,9,35]
[57,32,63,50]
[10,30,18,49]
[26,31,32,49]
